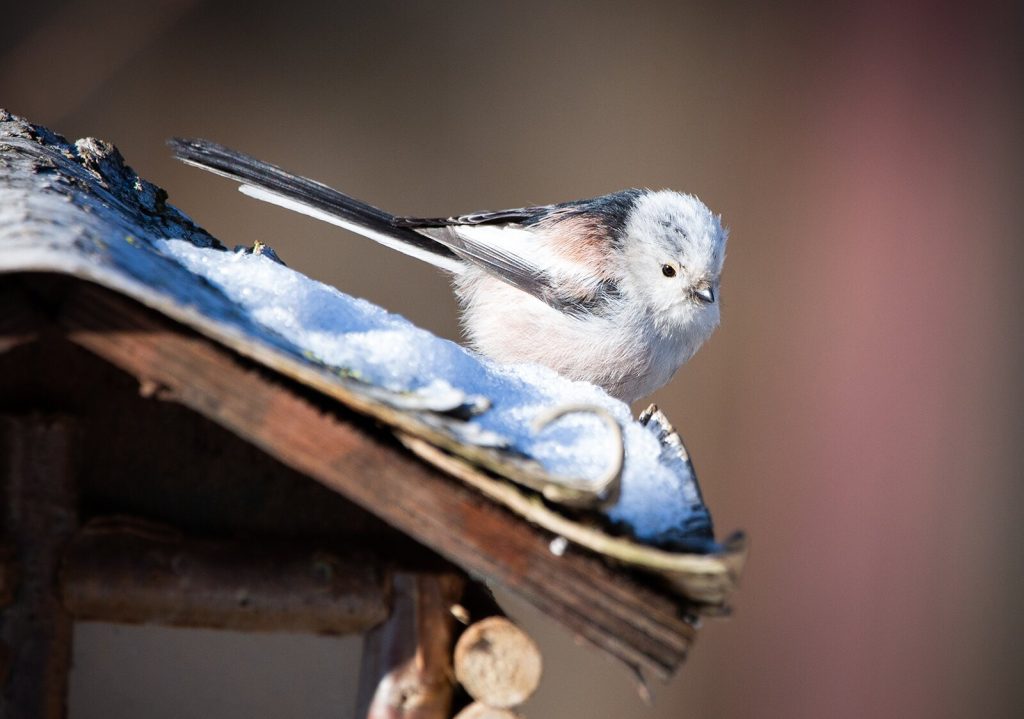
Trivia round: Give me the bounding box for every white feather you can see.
[440,223,604,289]
[238,184,467,274]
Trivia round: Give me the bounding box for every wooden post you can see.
[0,416,78,719]
[355,572,466,719]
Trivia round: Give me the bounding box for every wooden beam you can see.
[58,281,696,678]
[355,572,465,719]
[0,415,78,719]
[59,518,391,634]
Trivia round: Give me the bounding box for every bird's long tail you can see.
[168,138,465,272]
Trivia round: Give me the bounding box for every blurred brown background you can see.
[4,1,1022,717]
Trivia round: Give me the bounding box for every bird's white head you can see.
[618,190,728,338]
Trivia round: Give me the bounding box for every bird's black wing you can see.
[394,204,558,228]
[396,204,572,305]
[419,220,621,316]
[395,189,641,238]
[400,192,643,317]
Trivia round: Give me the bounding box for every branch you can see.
[59,517,391,634]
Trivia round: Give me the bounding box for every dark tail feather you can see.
[168,138,461,268]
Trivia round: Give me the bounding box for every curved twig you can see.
[530,403,625,508]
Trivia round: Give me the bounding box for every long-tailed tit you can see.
[170,139,728,403]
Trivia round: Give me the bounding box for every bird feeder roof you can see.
[0,110,744,679]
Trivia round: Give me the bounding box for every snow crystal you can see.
[157,240,712,546]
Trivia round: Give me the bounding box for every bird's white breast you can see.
[453,270,702,403]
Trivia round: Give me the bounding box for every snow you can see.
[157,240,714,548]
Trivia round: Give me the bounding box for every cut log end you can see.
[454,616,542,709]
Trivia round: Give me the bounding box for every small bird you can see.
[170,139,727,403]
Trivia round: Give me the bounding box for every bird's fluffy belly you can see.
[454,273,681,402]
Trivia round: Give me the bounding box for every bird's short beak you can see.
[693,286,715,304]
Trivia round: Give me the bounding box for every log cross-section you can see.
[453,617,542,709]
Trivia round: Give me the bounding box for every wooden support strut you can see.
[0,416,79,719]
[356,572,467,719]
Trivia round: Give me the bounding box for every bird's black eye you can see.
[661,264,677,278]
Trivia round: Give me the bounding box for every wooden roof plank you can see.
[56,280,695,678]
